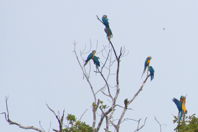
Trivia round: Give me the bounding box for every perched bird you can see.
[148,66,154,81]
[172,96,187,122]
[142,56,152,77]
[102,15,109,28]
[102,15,113,39]
[124,98,129,109]
[93,56,100,68]
[104,28,113,39]
[84,50,96,66]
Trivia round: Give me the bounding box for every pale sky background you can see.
[1,0,198,132]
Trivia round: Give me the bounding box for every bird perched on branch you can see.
[148,66,154,81]
[84,50,96,66]
[124,98,129,109]
[93,56,100,68]
[102,15,113,40]
[142,56,152,77]
[172,96,187,122]
[102,15,110,28]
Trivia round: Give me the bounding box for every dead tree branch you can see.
[0,97,45,132]
[154,117,162,132]
[133,118,147,132]
[73,43,97,102]
[129,74,150,104]
[115,74,150,131]
[46,104,65,132]
[96,107,113,132]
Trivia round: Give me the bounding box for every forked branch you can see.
[0,97,45,132]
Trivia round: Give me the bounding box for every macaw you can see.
[102,15,109,28]
[93,56,100,68]
[172,96,187,122]
[104,28,113,39]
[148,66,154,81]
[102,15,113,39]
[84,50,96,66]
[124,98,129,109]
[142,56,152,77]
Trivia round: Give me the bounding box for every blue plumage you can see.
[173,98,182,112]
[93,56,100,68]
[172,97,187,122]
[84,50,96,66]
[102,15,113,39]
[102,15,109,28]
[142,56,152,77]
[148,66,154,81]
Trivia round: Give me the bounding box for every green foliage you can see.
[67,114,76,125]
[174,114,198,132]
[63,114,93,132]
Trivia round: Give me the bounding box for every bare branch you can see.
[96,107,113,132]
[129,74,150,104]
[92,99,100,129]
[46,104,64,132]
[96,15,104,25]
[98,70,113,99]
[79,108,89,121]
[73,43,97,102]
[0,97,44,132]
[101,49,110,72]
[154,117,162,132]
[115,74,150,131]
[115,104,133,111]
[133,118,147,132]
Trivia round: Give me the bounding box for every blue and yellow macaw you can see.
[102,15,109,28]
[84,50,96,66]
[148,66,154,81]
[102,15,113,39]
[93,56,100,68]
[172,96,187,122]
[142,56,152,77]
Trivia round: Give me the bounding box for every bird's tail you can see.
[105,28,113,39]
[150,74,154,81]
[84,61,88,66]
[178,112,183,122]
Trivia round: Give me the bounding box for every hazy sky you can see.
[1,0,198,132]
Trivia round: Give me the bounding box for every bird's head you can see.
[102,15,107,18]
[148,66,154,72]
[92,50,96,56]
[180,96,186,103]
[148,56,152,60]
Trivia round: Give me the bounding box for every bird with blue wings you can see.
[102,15,110,28]
[102,15,113,40]
[148,66,154,81]
[93,56,100,68]
[84,50,96,66]
[142,56,152,77]
[172,96,187,122]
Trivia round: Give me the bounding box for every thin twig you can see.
[154,117,162,132]
[129,74,150,104]
[134,118,147,132]
[79,109,89,121]
[73,43,97,102]
[46,104,64,132]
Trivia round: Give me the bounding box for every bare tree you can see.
[1,15,153,132]
[71,16,153,132]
